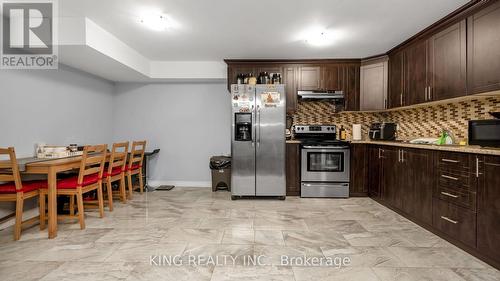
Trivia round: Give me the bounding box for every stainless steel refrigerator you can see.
[230,84,286,199]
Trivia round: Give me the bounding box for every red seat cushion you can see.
[55,173,101,189]
[127,164,141,171]
[0,180,47,194]
[103,166,123,177]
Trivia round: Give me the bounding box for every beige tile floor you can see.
[0,187,499,281]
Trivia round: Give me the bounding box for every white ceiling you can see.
[60,0,469,61]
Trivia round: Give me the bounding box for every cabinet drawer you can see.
[433,199,476,247]
[438,169,474,191]
[437,186,476,211]
[437,152,471,171]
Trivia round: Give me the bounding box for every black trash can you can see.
[209,156,231,192]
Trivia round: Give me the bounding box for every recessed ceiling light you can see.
[140,13,172,31]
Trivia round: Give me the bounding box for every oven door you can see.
[301,146,350,182]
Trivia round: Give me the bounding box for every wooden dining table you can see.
[17,156,87,239]
[7,149,151,239]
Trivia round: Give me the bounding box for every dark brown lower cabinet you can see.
[477,155,500,265]
[404,148,433,225]
[367,146,381,198]
[432,198,477,247]
[379,147,433,224]
[380,147,403,209]
[367,144,500,269]
[286,142,301,196]
[350,144,367,196]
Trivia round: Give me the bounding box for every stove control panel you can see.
[294,125,336,134]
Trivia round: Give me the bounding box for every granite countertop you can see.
[351,140,500,156]
[286,139,302,144]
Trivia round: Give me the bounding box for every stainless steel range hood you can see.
[298,90,344,99]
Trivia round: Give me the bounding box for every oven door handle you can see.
[302,183,349,187]
[302,146,349,149]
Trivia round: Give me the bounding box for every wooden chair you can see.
[0,147,46,240]
[40,144,107,230]
[126,141,146,197]
[103,141,129,210]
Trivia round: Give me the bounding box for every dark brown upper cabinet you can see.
[405,40,429,105]
[388,20,467,107]
[284,66,298,114]
[388,51,404,108]
[298,66,321,91]
[428,20,467,101]
[389,41,428,108]
[467,0,500,94]
[343,65,360,111]
[321,64,341,90]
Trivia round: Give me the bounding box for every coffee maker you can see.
[234,113,252,141]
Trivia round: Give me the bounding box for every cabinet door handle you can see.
[400,93,403,106]
[441,191,459,198]
[401,150,404,162]
[441,158,459,163]
[441,174,459,181]
[476,156,479,178]
[440,216,458,224]
[424,87,428,101]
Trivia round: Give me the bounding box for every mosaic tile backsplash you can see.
[291,96,500,141]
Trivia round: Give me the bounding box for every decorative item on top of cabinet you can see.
[349,144,368,196]
[360,58,388,110]
[467,0,500,94]
[428,20,467,101]
[286,142,301,196]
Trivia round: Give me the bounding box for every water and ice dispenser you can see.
[234,113,252,141]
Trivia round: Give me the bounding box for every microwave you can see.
[468,119,500,147]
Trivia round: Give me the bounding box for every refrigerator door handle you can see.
[256,105,261,147]
[251,105,256,147]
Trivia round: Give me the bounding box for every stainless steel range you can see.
[294,125,350,198]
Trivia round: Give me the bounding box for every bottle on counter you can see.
[339,125,347,140]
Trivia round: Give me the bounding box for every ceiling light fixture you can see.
[299,27,341,47]
[140,13,172,31]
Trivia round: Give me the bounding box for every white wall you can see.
[0,65,115,220]
[0,65,115,156]
[113,82,231,187]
